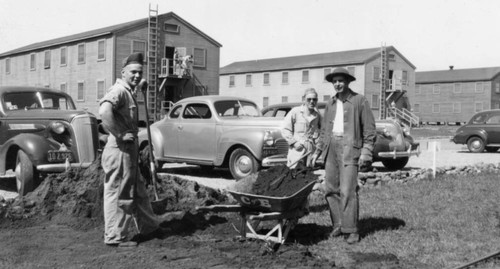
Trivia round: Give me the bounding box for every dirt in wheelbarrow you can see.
[0,156,335,268]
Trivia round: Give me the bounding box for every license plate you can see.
[48,150,73,162]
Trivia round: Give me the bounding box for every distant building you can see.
[415,66,500,124]
[220,46,416,121]
[0,10,222,121]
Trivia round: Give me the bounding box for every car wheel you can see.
[467,137,485,153]
[229,148,260,180]
[15,150,38,196]
[381,157,409,171]
[485,147,499,153]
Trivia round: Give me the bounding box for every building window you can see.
[373,66,380,81]
[229,76,235,87]
[323,95,331,101]
[496,82,500,93]
[245,74,252,86]
[263,73,270,85]
[5,58,10,74]
[453,83,462,94]
[433,103,440,113]
[60,47,67,66]
[475,82,484,93]
[475,102,483,112]
[263,97,269,108]
[402,70,408,85]
[282,72,289,84]
[97,40,106,61]
[388,54,396,61]
[302,70,309,83]
[44,50,51,69]
[132,40,146,56]
[371,94,380,109]
[282,96,288,103]
[453,103,461,113]
[30,53,36,71]
[413,103,420,113]
[193,48,206,68]
[164,23,180,33]
[415,85,421,94]
[96,80,105,100]
[77,81,85,101]
[77,43,86,64]
[324,68,331,82]
[60,83,67,93]
[433,84,440,94]
[347,66,355,77]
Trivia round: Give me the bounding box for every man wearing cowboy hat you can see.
[309,67,376,244]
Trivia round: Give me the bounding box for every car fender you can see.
[217,127,264,164]
[465,129,488,143]
[138,126,163,158]
[0,133,59,174]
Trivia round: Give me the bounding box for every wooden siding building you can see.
[414,66,500,124]
[219,46,416,120]
[0,11,222,120]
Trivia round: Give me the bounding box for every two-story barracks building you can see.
[0,11,222,120]
[219,46,416,120]
[414,66,500,124]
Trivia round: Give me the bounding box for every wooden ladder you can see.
[147,4,159,121]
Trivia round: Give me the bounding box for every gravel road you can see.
[1,139,499,198]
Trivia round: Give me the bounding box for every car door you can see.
[157,104,182,158]
[484,113,500,144]
[177,103,216,161]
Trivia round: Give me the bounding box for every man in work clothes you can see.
[99,52,162,247]
[309,67,376,244]
[281,88,321,168]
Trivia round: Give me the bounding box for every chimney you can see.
[449,65,454,70]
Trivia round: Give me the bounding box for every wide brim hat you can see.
[325,67,356,83]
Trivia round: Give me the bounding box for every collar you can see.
[330,88,355,104]
[116,79,137,96]
[300,104,320,116]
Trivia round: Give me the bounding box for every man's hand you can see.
[308,153,319,168]
[358,154,372,170]
[293,142,304,151]
[121,132,136,142]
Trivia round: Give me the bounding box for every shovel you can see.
[269,151,312,189]
[139,80,164,206]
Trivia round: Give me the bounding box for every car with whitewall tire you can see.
[451,109,500,153]
[0,86,99,195]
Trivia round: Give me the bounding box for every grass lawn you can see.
[410,125,458,140]
[300,172,500,268]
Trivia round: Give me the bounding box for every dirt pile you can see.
[0,154,228,232]
[229,164,319,197]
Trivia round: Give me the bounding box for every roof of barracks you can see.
[416,67,500,84]
[220,46,416,75]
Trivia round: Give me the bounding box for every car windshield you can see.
[214,100,261,117]
[3,92,76,111]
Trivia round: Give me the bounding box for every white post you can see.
[431,141,440,179]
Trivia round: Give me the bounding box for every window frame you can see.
[131,40,147,57]
[413,103,420,113]
[323,95,330,101]
[97,39,106,61]
[193,48,207,68]
[323,68,331,82]
[96,79,106,101]
[347,66,355,77]
[373,66,381,81]
[281,96,288,103]
[77,81,85,102]
[229,75,235,87]
[263,97,269,108]
[245,74,252,86]
[282,72,289,84]
[432,103,440,113]
[60,82,67,93]
[263,73,270,85]
[496,82,500,93]
[30,53,36,71]
[453,83,462,94]
[475,82,484,93]
[371,94,380,109]
[433,84,440,94]
[5,58,10,74]
[301,70,309,83]
[43,50,51,69]
[164,23,180,34]
[77,43,86,64]
[60,47,67,66]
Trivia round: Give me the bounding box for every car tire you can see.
[15,150,38,196]
[485,147,499,153]
[229,148,260,180]
[381,157,409,171]
[467,137,485,153]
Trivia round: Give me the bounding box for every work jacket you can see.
[315,88,376,165]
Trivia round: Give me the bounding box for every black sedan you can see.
[451,109,500,153]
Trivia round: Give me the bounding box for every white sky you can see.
[0,0,499,71]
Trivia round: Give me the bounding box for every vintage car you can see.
[0,86,100,195]
[261,102,420,170]
[137,96,288,180]
[451,109,500,153]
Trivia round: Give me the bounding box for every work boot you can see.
[346,233,360,244]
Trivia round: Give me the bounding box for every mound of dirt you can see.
[229,164,319,197]
[0,154,228,232]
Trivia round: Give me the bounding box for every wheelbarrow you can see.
[196,179,318,253]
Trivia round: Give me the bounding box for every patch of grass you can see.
[299,172,500,268]
[410,125,458,139]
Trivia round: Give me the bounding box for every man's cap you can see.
[325,67,356,83]
[122,52,144,68]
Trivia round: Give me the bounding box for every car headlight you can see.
[49,121,66,134]
[263,130,275,146]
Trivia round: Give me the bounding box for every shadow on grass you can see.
[359,217,406,237]
[286,223,333,245]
